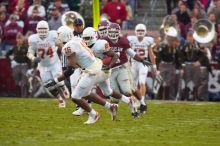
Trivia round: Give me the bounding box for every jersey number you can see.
[134,48,145,56]
[38,47,53,59]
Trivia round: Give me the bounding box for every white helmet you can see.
[36,20,49,39]
[135,24,146,37]
[82,27,97,46]
[165,27,178,37]
[57,26,73,43]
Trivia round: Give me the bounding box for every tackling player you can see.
[27,21,70,108]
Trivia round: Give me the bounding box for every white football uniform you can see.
[91,39,110,59]
[127,36,154,85]
[28,31,64,86]
[62,37,112,99]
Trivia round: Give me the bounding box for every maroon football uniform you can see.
[103,36,130,67]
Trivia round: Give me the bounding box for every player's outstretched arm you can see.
[126,48,152,67]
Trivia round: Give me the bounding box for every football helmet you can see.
[135,24,146,38]
[61,11,85,28]
[82,27,97,46]
[57,26,73,43]
[98,20,110,38]
[36,20,49,39]
[107,23,120,42]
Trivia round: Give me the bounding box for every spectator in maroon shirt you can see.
[8,0,29,20]
[101,0,127,26]
[24,6,44,34]
[0,10,7,24]
[2,14,23,55]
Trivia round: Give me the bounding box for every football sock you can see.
[121,95,130,104]
[140,96,146,105]
[104,102,111,109]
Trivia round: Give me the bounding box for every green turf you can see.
[0,98,220,146]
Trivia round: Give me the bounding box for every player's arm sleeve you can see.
[27,36,36,61]
[126,48,136,58]
[102,40,110,53]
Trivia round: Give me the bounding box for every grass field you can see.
[0,98,220,146]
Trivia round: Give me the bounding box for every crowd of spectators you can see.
[154,0,220,101]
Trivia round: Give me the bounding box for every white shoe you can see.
[109,104,118,121]
[58,100,66,108]
[72,107,85,116]
[84,112,100,125]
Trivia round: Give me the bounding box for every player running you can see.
[127,24,157,110]
[81,27,136,117]
[103,23,152,117]
[45,26,118,124]
[27,20,69,108]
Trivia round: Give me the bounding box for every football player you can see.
[81,27,136,117]
[103,23,152,117]
[27,21,70,108]
[45,26,118,124]
[127,24,157,110]
[97,20,110,38]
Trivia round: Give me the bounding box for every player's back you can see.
[63,37,96,69]
[28,30,60,67]
[91,39,109,59]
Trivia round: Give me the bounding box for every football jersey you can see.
[91,39,110,59]
[127,36,154,61]
[103,36,130,67]
[28,30,60,67]
[61,31,82,68]
[62,37,96,69]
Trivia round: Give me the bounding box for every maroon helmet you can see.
[107,23,121,42]
[98,20,110,38]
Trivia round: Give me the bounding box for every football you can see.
[102,56,113,65]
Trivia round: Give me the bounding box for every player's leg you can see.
[109,69,121,103]
[70,68,86,115]
[137,63,149,113]
[71,73,100,124]
[98,78,135,119]
[39,65,68,108]
[72,72,117,122]
[117,66,140,118]
[52,63,70,108]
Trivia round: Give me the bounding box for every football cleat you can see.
[72,107,85,116]
[58,100,66,108]
[139,104,147,114]
[132,112,139,119]
[109,104,118,121]
[84,112,100,125]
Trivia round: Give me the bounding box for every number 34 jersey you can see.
[127,36,154,62]
[28,30,60,67]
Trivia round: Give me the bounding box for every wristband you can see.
[153,64,157,69]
